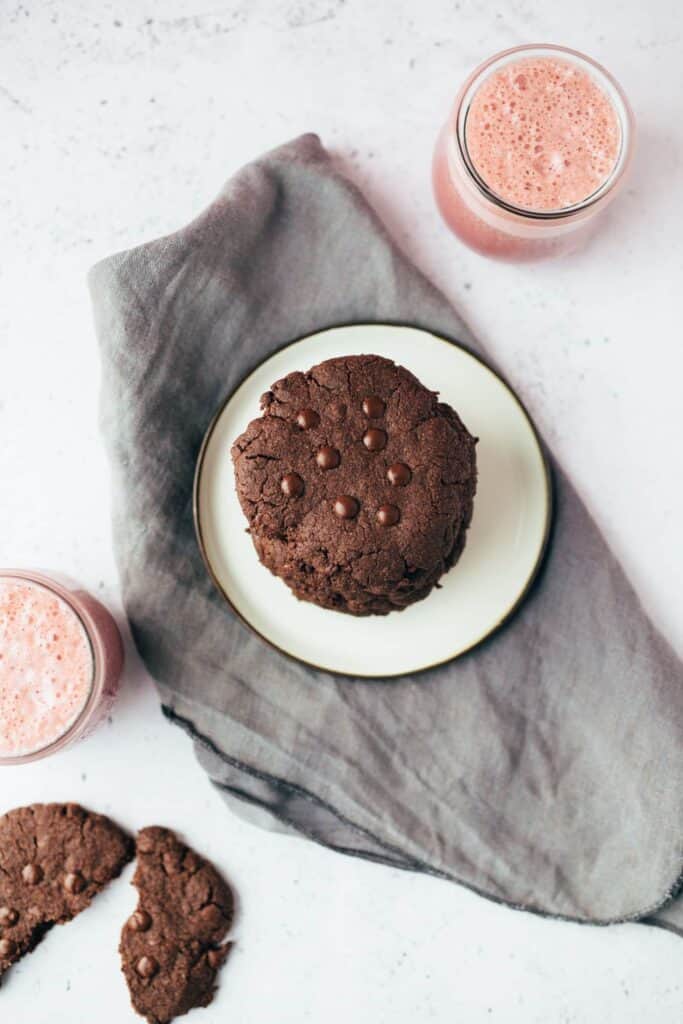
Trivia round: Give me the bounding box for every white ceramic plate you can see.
[194,324,551,678]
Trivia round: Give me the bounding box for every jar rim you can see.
[0,569,99,765]
[453,44,635,221]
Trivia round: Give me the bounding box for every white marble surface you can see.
[1,0,682,1020]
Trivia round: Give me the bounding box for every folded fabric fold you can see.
[90,133,683,931]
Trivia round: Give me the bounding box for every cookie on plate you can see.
[0,802,133,980]
[231,353,477,616]
[120,827,233,1024]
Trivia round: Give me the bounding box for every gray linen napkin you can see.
[90,133,683,930]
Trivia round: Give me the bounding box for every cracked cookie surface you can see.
[120,827,233,1024]
[231,353,478,616]
[0,802,133,980]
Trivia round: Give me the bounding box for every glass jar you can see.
[0,570,124,765]
[433,44,635,261]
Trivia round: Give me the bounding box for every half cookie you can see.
[0,802,133,980]
[120,827,233,1024]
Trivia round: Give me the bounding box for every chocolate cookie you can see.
[0,802,133,980]
[120,827,233,1024]
[232,353,477,616]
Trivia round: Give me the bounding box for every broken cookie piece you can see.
[0,802,133,980]
[120,827,233,1024]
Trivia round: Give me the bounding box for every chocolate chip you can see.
[334,496,360,519]
[136,955,158,979]
[316,446,340,470]
[207,945,230,969]
[377,504,400,527]
[22,864,43,885]
[128,909,152,932]
[0,907,18,927]
[296,408,320,430]
[197,904,224,930]
[280,473,305,498]
[0,939,16,958]
[362,395,385,417]
[387,462,412,486]
[64,871,86,894]
[363,427,387,452]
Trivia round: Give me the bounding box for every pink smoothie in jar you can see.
[433,45,635,260]
[0,571,124,764]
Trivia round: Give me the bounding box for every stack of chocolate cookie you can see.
[232,354,477,616]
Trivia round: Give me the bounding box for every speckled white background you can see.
[1,1,682,1021]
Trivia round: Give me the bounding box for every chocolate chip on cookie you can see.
[280,472,305,498]
[0,803,133,981]
[316,446,341,470]
[377,504,401,527]
[120,827,233,1024]
[361,394,386,418]
[232,354,478,616]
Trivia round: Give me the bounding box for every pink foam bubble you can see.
[465,56,621,211]
[0,578,93,756]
